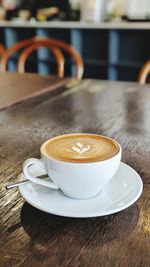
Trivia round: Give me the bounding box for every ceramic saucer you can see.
[19,162,143,218]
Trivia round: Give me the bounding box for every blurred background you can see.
[0,0,150,81]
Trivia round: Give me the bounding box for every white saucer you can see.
[19,162,143,218]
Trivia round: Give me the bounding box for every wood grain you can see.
[0,78,150,267]
[0,72,70,110]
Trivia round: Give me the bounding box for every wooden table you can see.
[0,72,70,110]
[0,76,150,267]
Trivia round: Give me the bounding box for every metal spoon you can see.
[5,174,48,190]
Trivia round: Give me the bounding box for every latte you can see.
[42,134,119,163]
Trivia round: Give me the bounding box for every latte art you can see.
[66,141,104,159]
[42,134,120,163]
[68,142,91,155]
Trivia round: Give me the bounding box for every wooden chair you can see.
[138,60,150,84]
[0,37,84,79]
[0,38,64,77]
[0,44,5,58]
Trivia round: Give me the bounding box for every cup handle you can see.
[23,158,58,189]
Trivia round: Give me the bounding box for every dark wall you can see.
[1,26,150,81]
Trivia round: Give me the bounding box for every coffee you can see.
[42,134,119,163]
[24,134,121,198]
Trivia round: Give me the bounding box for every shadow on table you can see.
[21,202,139,248]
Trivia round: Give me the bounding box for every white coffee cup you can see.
[23,134,122,199]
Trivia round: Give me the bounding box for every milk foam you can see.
[43,134,119,163]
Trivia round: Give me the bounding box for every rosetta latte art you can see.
[66,142,101,157]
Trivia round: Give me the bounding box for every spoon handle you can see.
[5,174,48,190]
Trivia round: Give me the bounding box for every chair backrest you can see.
[138,60,150,84]
[0,37,84,79]
[0,44,5,58]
